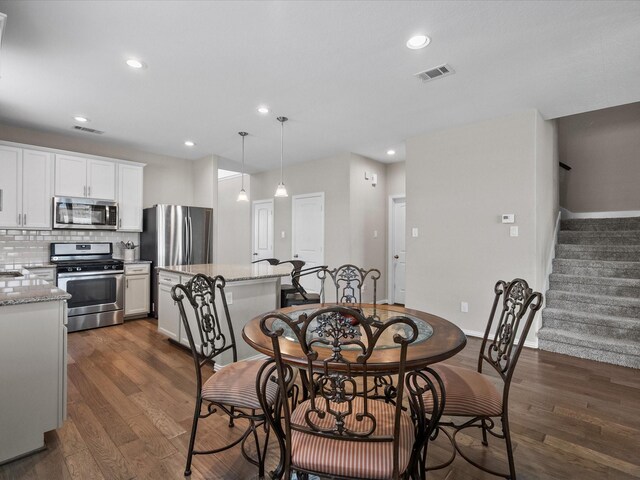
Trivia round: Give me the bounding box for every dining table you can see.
[242,303,467,374]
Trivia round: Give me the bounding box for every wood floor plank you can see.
[64,449,106,480]
[67,402,134,480]
[128,391,187,439]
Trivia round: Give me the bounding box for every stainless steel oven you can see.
[53,197,118,230]
[51,243,124,332]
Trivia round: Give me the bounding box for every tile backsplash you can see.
[0,229,140,266]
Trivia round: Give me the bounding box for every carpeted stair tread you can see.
[556,244,640,261]
[546,290,640,307]
[558,230,640,245]
[538,328,639,354]
[561,217,640,231]
[538,332,640,369]
[549,273,640,298]
[550,273,640,287]
[542,308,640,339]
[552,259,640,279]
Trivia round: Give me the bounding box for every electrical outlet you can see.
[225,292,233,305]
[412,227,419,238]
[461,301,469,313]
[281,231,286,239]
[373,230,378,238]
[510,226,519,237]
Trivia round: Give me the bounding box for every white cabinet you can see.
[157,271,181,341]
[55,154,116,200]
[124,264,150,318]
[0,300,67,463]
[0,146,22,228]
[117,164,144,231]
[0,146,53,229]
[22,150,54,229]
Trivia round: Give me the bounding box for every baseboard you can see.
[560,207,640,219]
[214,353,269,371]
[462,328,538,349]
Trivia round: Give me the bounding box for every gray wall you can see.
[217,175,252,264]
[386,161,406,197]
[558,102,640,213]
[405,110,557,343]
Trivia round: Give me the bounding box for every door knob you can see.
[253,253,258,256]
[394,255,399,259]
[293,254,299,258]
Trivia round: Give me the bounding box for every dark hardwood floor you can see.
[1,318,638,479]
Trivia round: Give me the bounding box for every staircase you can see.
[538,216,640,369]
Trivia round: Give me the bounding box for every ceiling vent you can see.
[73,125,104,135]
[414,64,454,83]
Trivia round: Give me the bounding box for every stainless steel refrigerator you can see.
[141,205,213,317]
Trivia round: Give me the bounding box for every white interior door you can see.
[390,197,406,304]
[292,193,324,293]
[252,199,274,262]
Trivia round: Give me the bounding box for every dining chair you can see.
[276,259,306,306]
[251,257,280,265]
[256,305,442,480]
[318,264,381,305]
[282,264,327,307]
[420,278,543,479]
[171,274,277,479]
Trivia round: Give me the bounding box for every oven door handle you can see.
[58,271,124,279]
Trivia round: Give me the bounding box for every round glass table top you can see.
[270,305,433,350]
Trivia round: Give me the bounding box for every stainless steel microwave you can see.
[52,197,118,230]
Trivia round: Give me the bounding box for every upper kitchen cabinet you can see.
[0,146,53,229]
[0,146,22,228]
[55,154,116,200]
[22,149,54,228]
[117,163,144,231]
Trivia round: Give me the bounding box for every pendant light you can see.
[274,116,288,197]
[237,131,249,202]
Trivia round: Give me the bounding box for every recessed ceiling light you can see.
[257,106,269,114]
[73,116,89,123]
[126,58,145,69]
[387,149,396,156]
[406,35,430,50]
[184,140,195,147]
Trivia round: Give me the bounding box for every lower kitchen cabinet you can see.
[0,300,67,464]
[157,271,181,341]
[124,263,150,318]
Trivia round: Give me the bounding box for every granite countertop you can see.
[0,267,71,307]
[157,263,292,282]
[122,259,153,264]
[0,262,56,269]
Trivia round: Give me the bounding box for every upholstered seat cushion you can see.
[290,397,415,479]
[422,364,502,417]
[201,359,278,410]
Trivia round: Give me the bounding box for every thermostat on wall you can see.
[501,214,515,224]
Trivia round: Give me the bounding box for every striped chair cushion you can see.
[290,397,415,479]
[422,364,502,417]
[201,359,278,410]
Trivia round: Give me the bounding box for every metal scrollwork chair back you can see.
[258,305,423,479]
[422,278,543,480]
[171,274,272,479]
[318,264,381,305]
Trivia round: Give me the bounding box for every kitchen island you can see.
[155,263,291,366]
[0,267,70,465]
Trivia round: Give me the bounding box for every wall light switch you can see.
[371,173,378,186]
[412,227,419,238]
[461,301,469,313]
[373,230,378,238]
[281,231,286,239]
[502,214,515,224]
[510,226,519,237]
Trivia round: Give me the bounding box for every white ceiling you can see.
[0,1,639,173]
